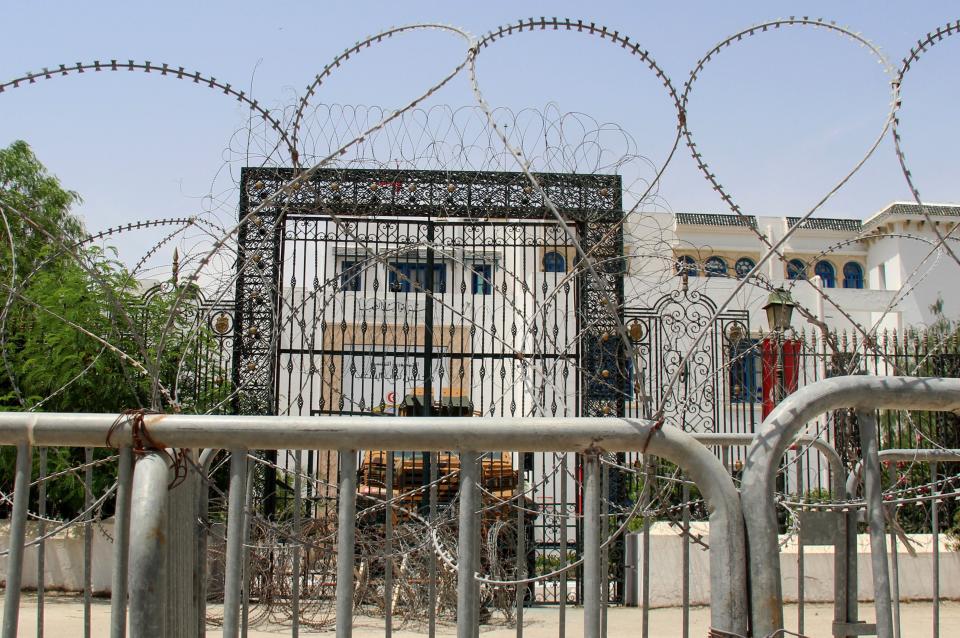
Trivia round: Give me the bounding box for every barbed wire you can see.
[1,13,959,628]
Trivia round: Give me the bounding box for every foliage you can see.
[0,140,230,521]
[0,140,83,281]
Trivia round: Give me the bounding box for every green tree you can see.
[0,141,225,519]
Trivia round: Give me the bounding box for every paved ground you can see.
[2,594,958,636]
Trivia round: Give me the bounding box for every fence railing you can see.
[1,375,959,638]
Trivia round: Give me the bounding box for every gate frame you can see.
[232,167,626,418]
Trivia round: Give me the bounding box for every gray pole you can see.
[335,450,357,638]
[456,451,480,638]
[83,447,93,638]
[583,453,601,638]
[1,443,32,638]
[37,446,47,638]
[110,446,134,638]
[222,448,248,638]
[128,452,171,637]
[858,412,893,638]
[931,461,939,638]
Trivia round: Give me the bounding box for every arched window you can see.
[843,262,864,289]
[705,256,728,277]
[786,259,807,280]
[676,255,697,277]
[543,251,566,273]
[814,261,836,288]
[734,257,756,279]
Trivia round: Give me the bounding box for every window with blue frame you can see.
[543,251,567,273]
[340,260,362,291]
[729,338,760,403]
[814,261,836,288]
[676,255,698,277]
[787,259,807,280]
[705,256,728,277]
[734,257,756,279]
[388,262,447,293]
[843,262,864,289]
[471,264,493,294]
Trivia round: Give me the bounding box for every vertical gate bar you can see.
[887,464,901,638]
[559,454,567,638]
[37,447,47,638]
[931,462,939,638]
[600,461,609,638]
[335,450,358,638]
[110,446,134,638]
[515,462,525,638]
[223,448,248,638]
[292,450,302,638]
[385,452,394,638]
[796,453,804,635]
[428,452,438,638]
[84,447,93,638]
[583,453,601,638]
[456,451,480,638]
[681,481,690,638]
[858,412,893,638]
[2,443,32,638]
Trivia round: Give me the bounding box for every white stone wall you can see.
[626,522,960,608]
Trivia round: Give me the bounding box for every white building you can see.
[634,202,960,334]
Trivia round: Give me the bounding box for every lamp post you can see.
[761,288,796,418]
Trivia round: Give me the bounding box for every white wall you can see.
[626,523,960,608]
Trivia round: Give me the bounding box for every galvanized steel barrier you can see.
[0,412,747,638]
[2,375,959,638]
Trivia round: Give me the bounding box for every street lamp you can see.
[763,287,795,332]
[761,288,796,418]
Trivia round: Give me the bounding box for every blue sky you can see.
[2,1,958,269]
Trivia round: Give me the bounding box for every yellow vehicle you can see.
[358,389,526,523]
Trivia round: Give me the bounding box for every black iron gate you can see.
[232,167,625,603]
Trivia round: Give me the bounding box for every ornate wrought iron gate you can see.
[232,168,626,603]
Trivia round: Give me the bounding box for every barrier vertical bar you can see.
[1,442,32,638]
[37,447,47,638]
[681,481,690,638]
[293,449,302,638]
[456,450,480,638]
[385,451,394,638]
[223,448,248,638]
[887,464,901,638]
[858,412,893,638]
[515,461,525,638]
[583,453,601,638]
[83,447,93,638]
[600,462,609,638]
[641,458,652,638]
[110,446,134,638]
[241,469,253,637]
[931,462,939,638]
[796,453,805,635]
[428,452,438,638]
[335,450,357,638]
[558,454,567,638]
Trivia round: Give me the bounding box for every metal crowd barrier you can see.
[1,375,958,638]
[0,413,747,638]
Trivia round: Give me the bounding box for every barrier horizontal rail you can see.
[0,412,747,638]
